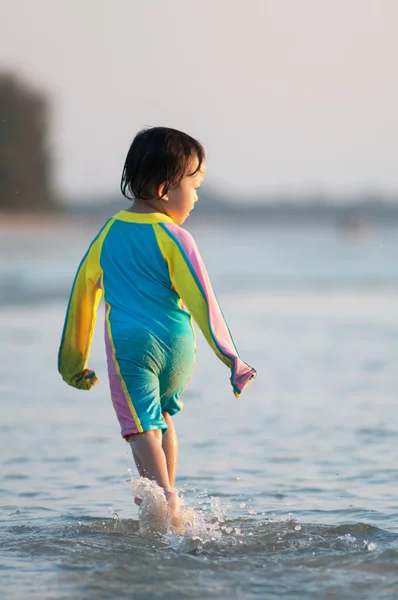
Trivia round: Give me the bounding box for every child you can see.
[58,126,256,523]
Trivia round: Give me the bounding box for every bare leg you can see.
[162,412,178,487]
[128,429,170,486]
[131,450,144,477]
[129,449,146,505]
[127,429,180,517]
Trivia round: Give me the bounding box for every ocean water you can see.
[1,217,398,599]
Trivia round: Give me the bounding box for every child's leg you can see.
[161,412,178,487]
[128,429,171,487]
[129,417,178,488]
[128,429,180,517]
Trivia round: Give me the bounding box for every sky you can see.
[1,0,398,201]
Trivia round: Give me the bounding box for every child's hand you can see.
[232,367,256,398]
[82,369,99,389]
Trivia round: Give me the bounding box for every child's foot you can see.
[164,489,194,531]
[174,507,195,533]
[164,489,180,523]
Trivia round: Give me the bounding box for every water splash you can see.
[127,474,237,552]
[163,496,231,553]
[337,533,357,546]
[125,475,383,559]
[129,476,171,534]
[108,506,124,531]
[364,540,377,552]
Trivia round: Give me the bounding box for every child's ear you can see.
[157,183,168,201]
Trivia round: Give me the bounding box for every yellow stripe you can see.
[155,225,198,399]
[82,287,102,371]
[114,210,174,224]
[104,298,143,433]
[79,219,115,370]
[154,224,231,368]
[87,219,115,281]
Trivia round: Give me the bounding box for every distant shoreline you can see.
[2,204,398,230]
[0,211,83,229]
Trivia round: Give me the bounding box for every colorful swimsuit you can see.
[58,211,256,437]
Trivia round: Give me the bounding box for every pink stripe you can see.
[104,305,139,436]
[164,223,255,393]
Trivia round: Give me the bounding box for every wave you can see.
[3,513,397,561]
[3,498,398,599]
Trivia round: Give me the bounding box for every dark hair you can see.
[121,126,205,200]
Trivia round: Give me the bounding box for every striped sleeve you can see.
[58,244,102,390]
[155,222,256,397]
[58,219,115,389]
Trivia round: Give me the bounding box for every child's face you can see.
[162,160,206,225]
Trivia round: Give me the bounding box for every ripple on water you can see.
[3,474,30,481]
[2,508,398,599]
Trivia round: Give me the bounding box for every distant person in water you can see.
[58,126,256,525]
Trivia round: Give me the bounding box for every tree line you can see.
[0,72,59,212]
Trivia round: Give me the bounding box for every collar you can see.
[114,210,174,224]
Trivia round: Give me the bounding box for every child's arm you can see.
[156,223,256,397]
[58,250,102,390]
